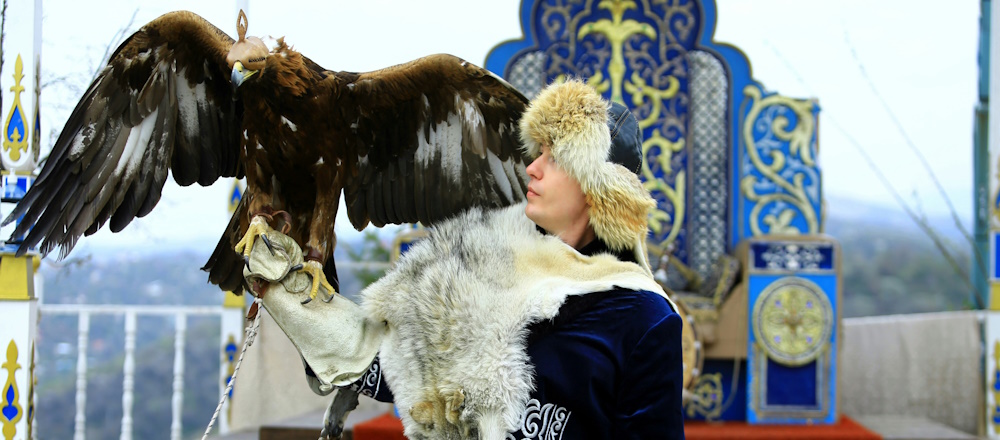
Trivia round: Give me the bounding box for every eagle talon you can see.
[235,215,271,257]
[298,260,337,303]
[244,255,251,270]
[300,296,313,305]
[260,233,276,255]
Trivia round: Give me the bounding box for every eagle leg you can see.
[298,260,337,305]
[234,211,293,257]
[234,215,271,257]
[297,246,337,304]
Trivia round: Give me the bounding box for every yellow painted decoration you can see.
[741,85,819,236]
[0,255,32,300]
[990,282,1000,311]
[623,72,680,130]
[641,130,685,247]
[229,180,244,214]
[223,291,244,308]
[992,153,1000,228]
[752,277,833,366]
[1,341,22,440]
[993,340,1000,431]
[577,0,656,104]
[26,343,33,440]
[224,334,237,424]
[3,55,28,162]
[684,373,723,420]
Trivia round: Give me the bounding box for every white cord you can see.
[201,297,264,440]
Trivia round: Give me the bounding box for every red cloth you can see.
[353,413,405,440]
[352,413,881,440]
[684,416,881,440]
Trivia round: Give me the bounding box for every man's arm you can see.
[616,310,686,439]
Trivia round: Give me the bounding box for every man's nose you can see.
[526,156,542,178]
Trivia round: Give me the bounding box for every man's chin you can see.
[524,204,541,225]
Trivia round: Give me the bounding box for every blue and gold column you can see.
[218,179,247,435]
[0,0,42,438]
[0,200,38,440]
[743,236,839,425]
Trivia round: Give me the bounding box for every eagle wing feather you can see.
[3,11,243,258]
[341,54,531,229]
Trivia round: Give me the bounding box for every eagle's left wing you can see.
[339,54,531,229]
[3,11,242,258]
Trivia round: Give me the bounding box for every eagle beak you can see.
[231,61,258,92]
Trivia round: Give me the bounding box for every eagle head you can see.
[227,9,269,90]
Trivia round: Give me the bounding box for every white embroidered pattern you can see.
[351,356,382,398]
[506,399,571,440]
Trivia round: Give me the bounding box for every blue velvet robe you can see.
[353,238,686,439]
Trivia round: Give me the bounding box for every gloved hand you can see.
[242,226,387,390]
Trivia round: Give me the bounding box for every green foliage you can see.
[342,229,394,289]
[829,218,973,318]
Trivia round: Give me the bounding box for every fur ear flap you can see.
[584,163,656,252]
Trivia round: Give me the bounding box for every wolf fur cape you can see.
[244,202,673,439]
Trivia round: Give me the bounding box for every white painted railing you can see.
[35,260,391,440]
[40,305,231,440]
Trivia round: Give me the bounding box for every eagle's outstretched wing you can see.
[339,54,531,229]
[3,11,242,258]
[205,54,532,294]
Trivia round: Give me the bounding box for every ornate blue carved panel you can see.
[486,1,830,424]
[738,87,822,241]
[745,237,839,424]
[486,0,822,280]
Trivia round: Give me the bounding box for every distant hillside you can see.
[824,196,975,316]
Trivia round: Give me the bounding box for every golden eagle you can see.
[3,10,530,299]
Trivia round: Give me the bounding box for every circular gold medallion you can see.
[751,277,832,366]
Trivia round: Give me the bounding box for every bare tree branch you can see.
[91,8,138,82]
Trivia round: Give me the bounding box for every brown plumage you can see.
[4,10,530,294]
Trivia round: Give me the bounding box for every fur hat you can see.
[518,79,656,253]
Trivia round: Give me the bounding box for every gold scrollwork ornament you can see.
[741,85,819,237]
[684,373,723,420]
[1,341,22,440]
[751,277,833,366]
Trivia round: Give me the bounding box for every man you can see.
[514,79,685,438]
[244,79,685,439]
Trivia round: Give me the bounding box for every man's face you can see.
[524,145,589,236]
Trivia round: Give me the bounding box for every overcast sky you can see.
[7,0,979,258]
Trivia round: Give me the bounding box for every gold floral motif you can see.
[624,72,680,129]
[993,340,1000,430]
[751,277,833,366]
[684,373,723,420]
[741,85,819,236]
[642,130,685,244]
[578,0,656,104]
[992,155,1000,228]
[1,341,22,440]
[545,0,688,249]
[26,343,33,440]
[3,55,28,162]
[224,334,237,424]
